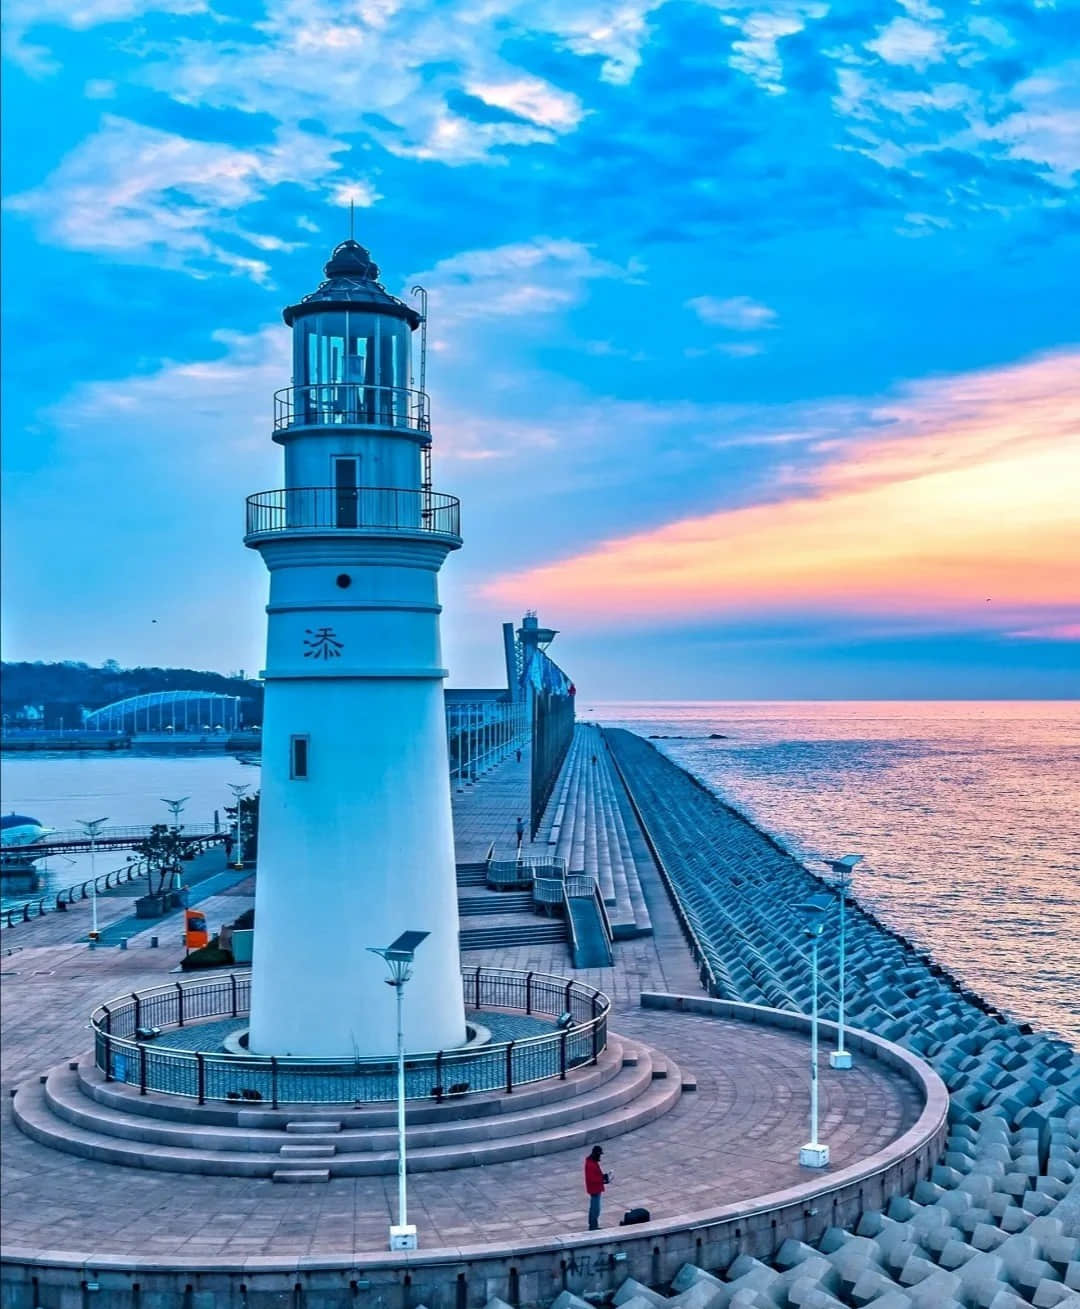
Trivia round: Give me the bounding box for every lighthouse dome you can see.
[283,239,421,329]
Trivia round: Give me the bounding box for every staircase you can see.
[458,892,533,916]
[455,861,488,887]
[459,921,567,950]
[538,724,653,939]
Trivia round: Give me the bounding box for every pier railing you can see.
[244,487,460,540]
[2,829,226,929]
[448,699,530,783]
[3,859,149,929]
[90,967,609,1105]
[274,383,430,433]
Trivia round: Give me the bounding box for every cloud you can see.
[970,65,1080,185]
[408,237,638,330]
[686,295,777,330]
[49,325,291,458]
[135,0,602,165]
[1007,623,1080,641]
[6,116,347,280]
[866,17,948,71]
[483,349,1080,632]
[3,0,206,73]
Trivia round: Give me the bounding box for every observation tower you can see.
[244,238,466,1058]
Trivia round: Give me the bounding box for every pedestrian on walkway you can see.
[223,834,234,860]
[584,1145,610,1230]
[515,748,522,763]
[515,816,525,851]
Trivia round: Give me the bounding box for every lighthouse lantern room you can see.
[244,238,466,1059]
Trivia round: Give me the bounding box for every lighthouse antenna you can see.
[349,197,355,240]
[411,285,428,395]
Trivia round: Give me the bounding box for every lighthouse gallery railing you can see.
[91,968,609,1105]
[245,487,460,539]
[274,383,430,432]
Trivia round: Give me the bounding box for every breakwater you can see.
[605,727,1079,1307]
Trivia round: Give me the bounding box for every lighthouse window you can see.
[290,735,309,779]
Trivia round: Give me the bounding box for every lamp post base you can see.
[389,1224,418,1252]
[829,1050,853,1069]
[799,1142,830,1168]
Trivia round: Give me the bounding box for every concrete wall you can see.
[1,998,948,1309]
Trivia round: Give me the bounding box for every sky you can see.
[1,0,1078,698]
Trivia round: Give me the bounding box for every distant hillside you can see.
[1,661,263,729]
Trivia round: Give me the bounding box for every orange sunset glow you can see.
[484,350,1080,631]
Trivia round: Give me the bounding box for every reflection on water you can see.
[589,702,1080,1048]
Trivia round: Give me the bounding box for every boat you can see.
[1,813,55,848]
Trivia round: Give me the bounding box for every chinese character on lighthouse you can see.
[244,236,466,1059]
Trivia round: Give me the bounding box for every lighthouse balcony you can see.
[274,384,430,433]
[244,486,461,542]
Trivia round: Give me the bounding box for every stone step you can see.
[459,923,567,950]
[14,1041,682,1179]
[457,893,534,916]
[455,862,488,887]
[285,1120,342,1134]
[279,1144,336,1158]
[44,1042,657,1158]
[272,1169,330,1183]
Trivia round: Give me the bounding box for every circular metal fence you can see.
[91,968,609,1106]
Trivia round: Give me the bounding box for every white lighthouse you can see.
[244,238,467,1058]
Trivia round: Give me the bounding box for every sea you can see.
[587,702,1080,1049]
[4,702,1078,1047]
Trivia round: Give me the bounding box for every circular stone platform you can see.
[5,1003,932,1255]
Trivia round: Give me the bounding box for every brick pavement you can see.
[0,1007,920,1255]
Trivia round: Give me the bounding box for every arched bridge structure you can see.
[84,691,244,734]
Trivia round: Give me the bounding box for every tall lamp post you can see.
[824,854,863,1070]
[77,816,110,941]
[796,893,832,1168]
[161,797,191,891]
[367,931,430,1252]
[227,783,249,870]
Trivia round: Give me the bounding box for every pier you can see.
[7,725,1073,1308]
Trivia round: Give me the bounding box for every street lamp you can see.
[227,783,249,870]
[367,930,430,1252]
[161,797,191,891]
[77,816,109,941]
[161,796,189,837]
[824,854,863,1070]
[795,893,832,1169]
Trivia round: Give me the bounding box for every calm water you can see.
[5,705,1079,1046]
[1,752,257,904]
[586,702,1080,1048]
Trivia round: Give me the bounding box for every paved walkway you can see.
[0,1004,919,1256]
[2,846,231,950]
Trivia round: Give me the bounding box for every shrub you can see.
[181,936,235,971]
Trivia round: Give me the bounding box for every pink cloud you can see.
[1007,623,1080,641]
[482,348,1080,633]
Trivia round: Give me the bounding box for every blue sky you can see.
[2,0,1078,697]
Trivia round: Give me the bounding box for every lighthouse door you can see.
[334,457,359,528]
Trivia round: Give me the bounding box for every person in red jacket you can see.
[584,1145,610,1230]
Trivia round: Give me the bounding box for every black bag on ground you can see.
[619,1207,651,1226]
